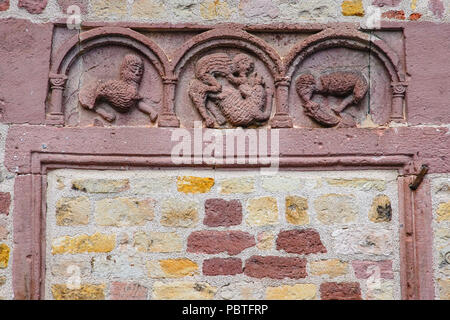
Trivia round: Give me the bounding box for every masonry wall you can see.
[0,0,449,300]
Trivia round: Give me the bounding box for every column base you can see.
[270,114,293,128]
[158,114,180,127]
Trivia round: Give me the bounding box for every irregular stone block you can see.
[244,256,307,279]
[200,0,232,20]
[177,176,214,194]
[332,228,393,255]
[325,178,386,191]
[131,0,165,18]
[352,260,394,279]
[161,198,198,227]
[56,197,90,226]
[90,0,127,18]
[187,230,255,255]
[51,233,116,254]
[18,0,47,14]
[369,195,392,223]
[51,284,105,300]
[0,243,10,268]
[320,282,362,300]
[0,224,8,241]
[153,281,216,300]
[203,258,242,276]
[314,194,357,225]
[285,196,309,225]
[367,280,394,300]
[51,258,91,277]
[256,231,274,250]
[437,201,450,222]
[134,231,183,253]
[341,0,365,16]
[110,282,148,300]
[266,284,317,300]
[0,193,10,215]
[262,176,302,192]
[220,178,255,194]
[438,279,450,300]
[309,259,348,278]
[246,196,278,226]
[147,258,198,278]
[204,198,242,227]
[95,197,154,226]
[72,179,129,193]
[276,229,327,255]
[0,0,9,11]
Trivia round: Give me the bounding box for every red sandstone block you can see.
[244,256,307,279]
[110,282,147,300]
[203,258,242,276]
[187,230,255,255]
[276,229,327,255]
[409,13,422,20]
[204,199,242,227]
[0,0,9,11]
[0,192,11,215]
[320,282,362,300]
[352,260,394,279]
[18,0,48,14]
[381,10,406,20]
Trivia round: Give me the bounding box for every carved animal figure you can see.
[295,71,368,127]
[188,53,271,128]
[79,54,158,123]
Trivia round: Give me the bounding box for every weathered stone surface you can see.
[56,197,90,226]
[320,282,362,300]
[262,176,301,192]
[369,195,392,223]
[325,178,386,191]
[285,196,309,225]
[0,0,9,11]
[153,281,216,300]
[177,176,214,194]
[51,284,105,300]
[276,229,327,255]
[52,233,116,254]
[18,0,47,14]
[203,258,242,276]
[372,0,402,6]
[438,279,450,300]
[134,231,183,253]
[0,224,8,240]
[246,196,278,226]
[110,282,147,300]
[436,201,450,222]
[309,259,348,278]
[382,10,406,20]
[220,178,254,194]
[147,258,198,278]
[92,254,145,279]
[72,179,129,193]
[239,0,279,19]
[200,0,232,20]
[0,276,5,286]
[57,0,88,14]
[409,12,422,20]
[0,243,10,268]
[131,0,165,18]
[0,193,10,215]
[314,194,357,225]
[367,280,394,300]
[51,258,91,277]
[133,177,173,194]
[341,0,364,16]
[332,228,392,255]
[218,282,264,300]
[204,199,242,227]
[352,260,394,279]
[95,198,154,226]
[245,256,307,279]
[91,0,127,18]
[429,0,445,19]
[256,231,274,250]
[266,284,317,300]
[161,199,198,227]
[187,231,255,255]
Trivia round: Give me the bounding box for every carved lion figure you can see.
[295,71,369,127]
[79,54,158,123]
[188,53,272,128]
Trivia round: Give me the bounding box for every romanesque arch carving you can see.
[46,27,173,126]
[170,28,292,128]
[284,27,407,128]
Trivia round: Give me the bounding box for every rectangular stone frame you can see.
[9,137,434,300]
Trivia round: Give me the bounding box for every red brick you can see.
[320,282,362,300]
[244,256,307,279]
[18,0,48,14]
[352,260,393,279]
[0,192,11,215]
[0,0,9,11]
[204,199,242,227]
[276,229,326,255]
[110,282,147,300]
[187,230,255,255]
[203,258,242,276]
[381,10,406,20]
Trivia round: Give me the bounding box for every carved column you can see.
[46,73,68,125]
[158,76,180,127]
[391,82,407,122]
[270,76,293,128]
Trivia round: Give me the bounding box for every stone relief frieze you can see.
[47,25,406,129]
